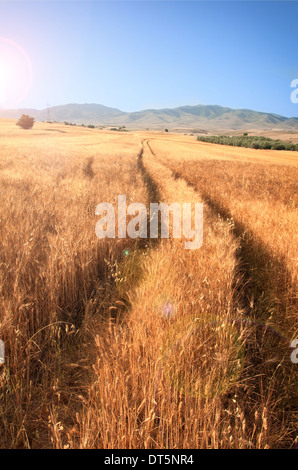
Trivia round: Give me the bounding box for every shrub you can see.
[16,114,35,130]
[252,141,260,149]
[261,142,272,150]
[273,143,285,150]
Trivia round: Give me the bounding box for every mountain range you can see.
[1,103,298,131]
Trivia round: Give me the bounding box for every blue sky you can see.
[0,1,297,117]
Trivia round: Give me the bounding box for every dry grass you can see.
[0,121,297,448]
[0,120,145,447]
[153,139,297,318]
[148,137,298,447]
[144,134,298,166]
[75,142,245,448]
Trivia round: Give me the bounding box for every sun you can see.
[0,37,33,109]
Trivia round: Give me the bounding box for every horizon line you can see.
[1,102,297,120]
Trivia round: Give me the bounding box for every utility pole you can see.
[46,102,50,122]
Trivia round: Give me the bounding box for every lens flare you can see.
[115,249,146,301]
[162,301,175,319]
[0,37,33,109]
[161,315,245,399]
[160,316,290,400]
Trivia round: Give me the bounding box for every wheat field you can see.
[0,119,297,448]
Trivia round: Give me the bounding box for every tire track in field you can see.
[144,138,293,324]
[135,140,162,250]
[54,145,161,448]
[146,141,297,447]
[137,140,160,205]
[171,167,292,319]
[37,147,158,448]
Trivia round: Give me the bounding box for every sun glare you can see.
[0,60,13,102]
[0,37,33,109]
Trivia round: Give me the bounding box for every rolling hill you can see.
[1,103,298,131]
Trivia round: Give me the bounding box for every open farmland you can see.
[0,119,297,448]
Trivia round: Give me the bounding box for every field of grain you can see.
[0,120,297,448]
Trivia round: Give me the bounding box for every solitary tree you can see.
[16,114,35,130]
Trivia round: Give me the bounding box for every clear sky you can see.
[0,0,297,117]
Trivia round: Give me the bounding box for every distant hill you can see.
[1,103,298,131]
[0,103,124,124]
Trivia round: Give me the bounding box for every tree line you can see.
[197,133,298,151]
